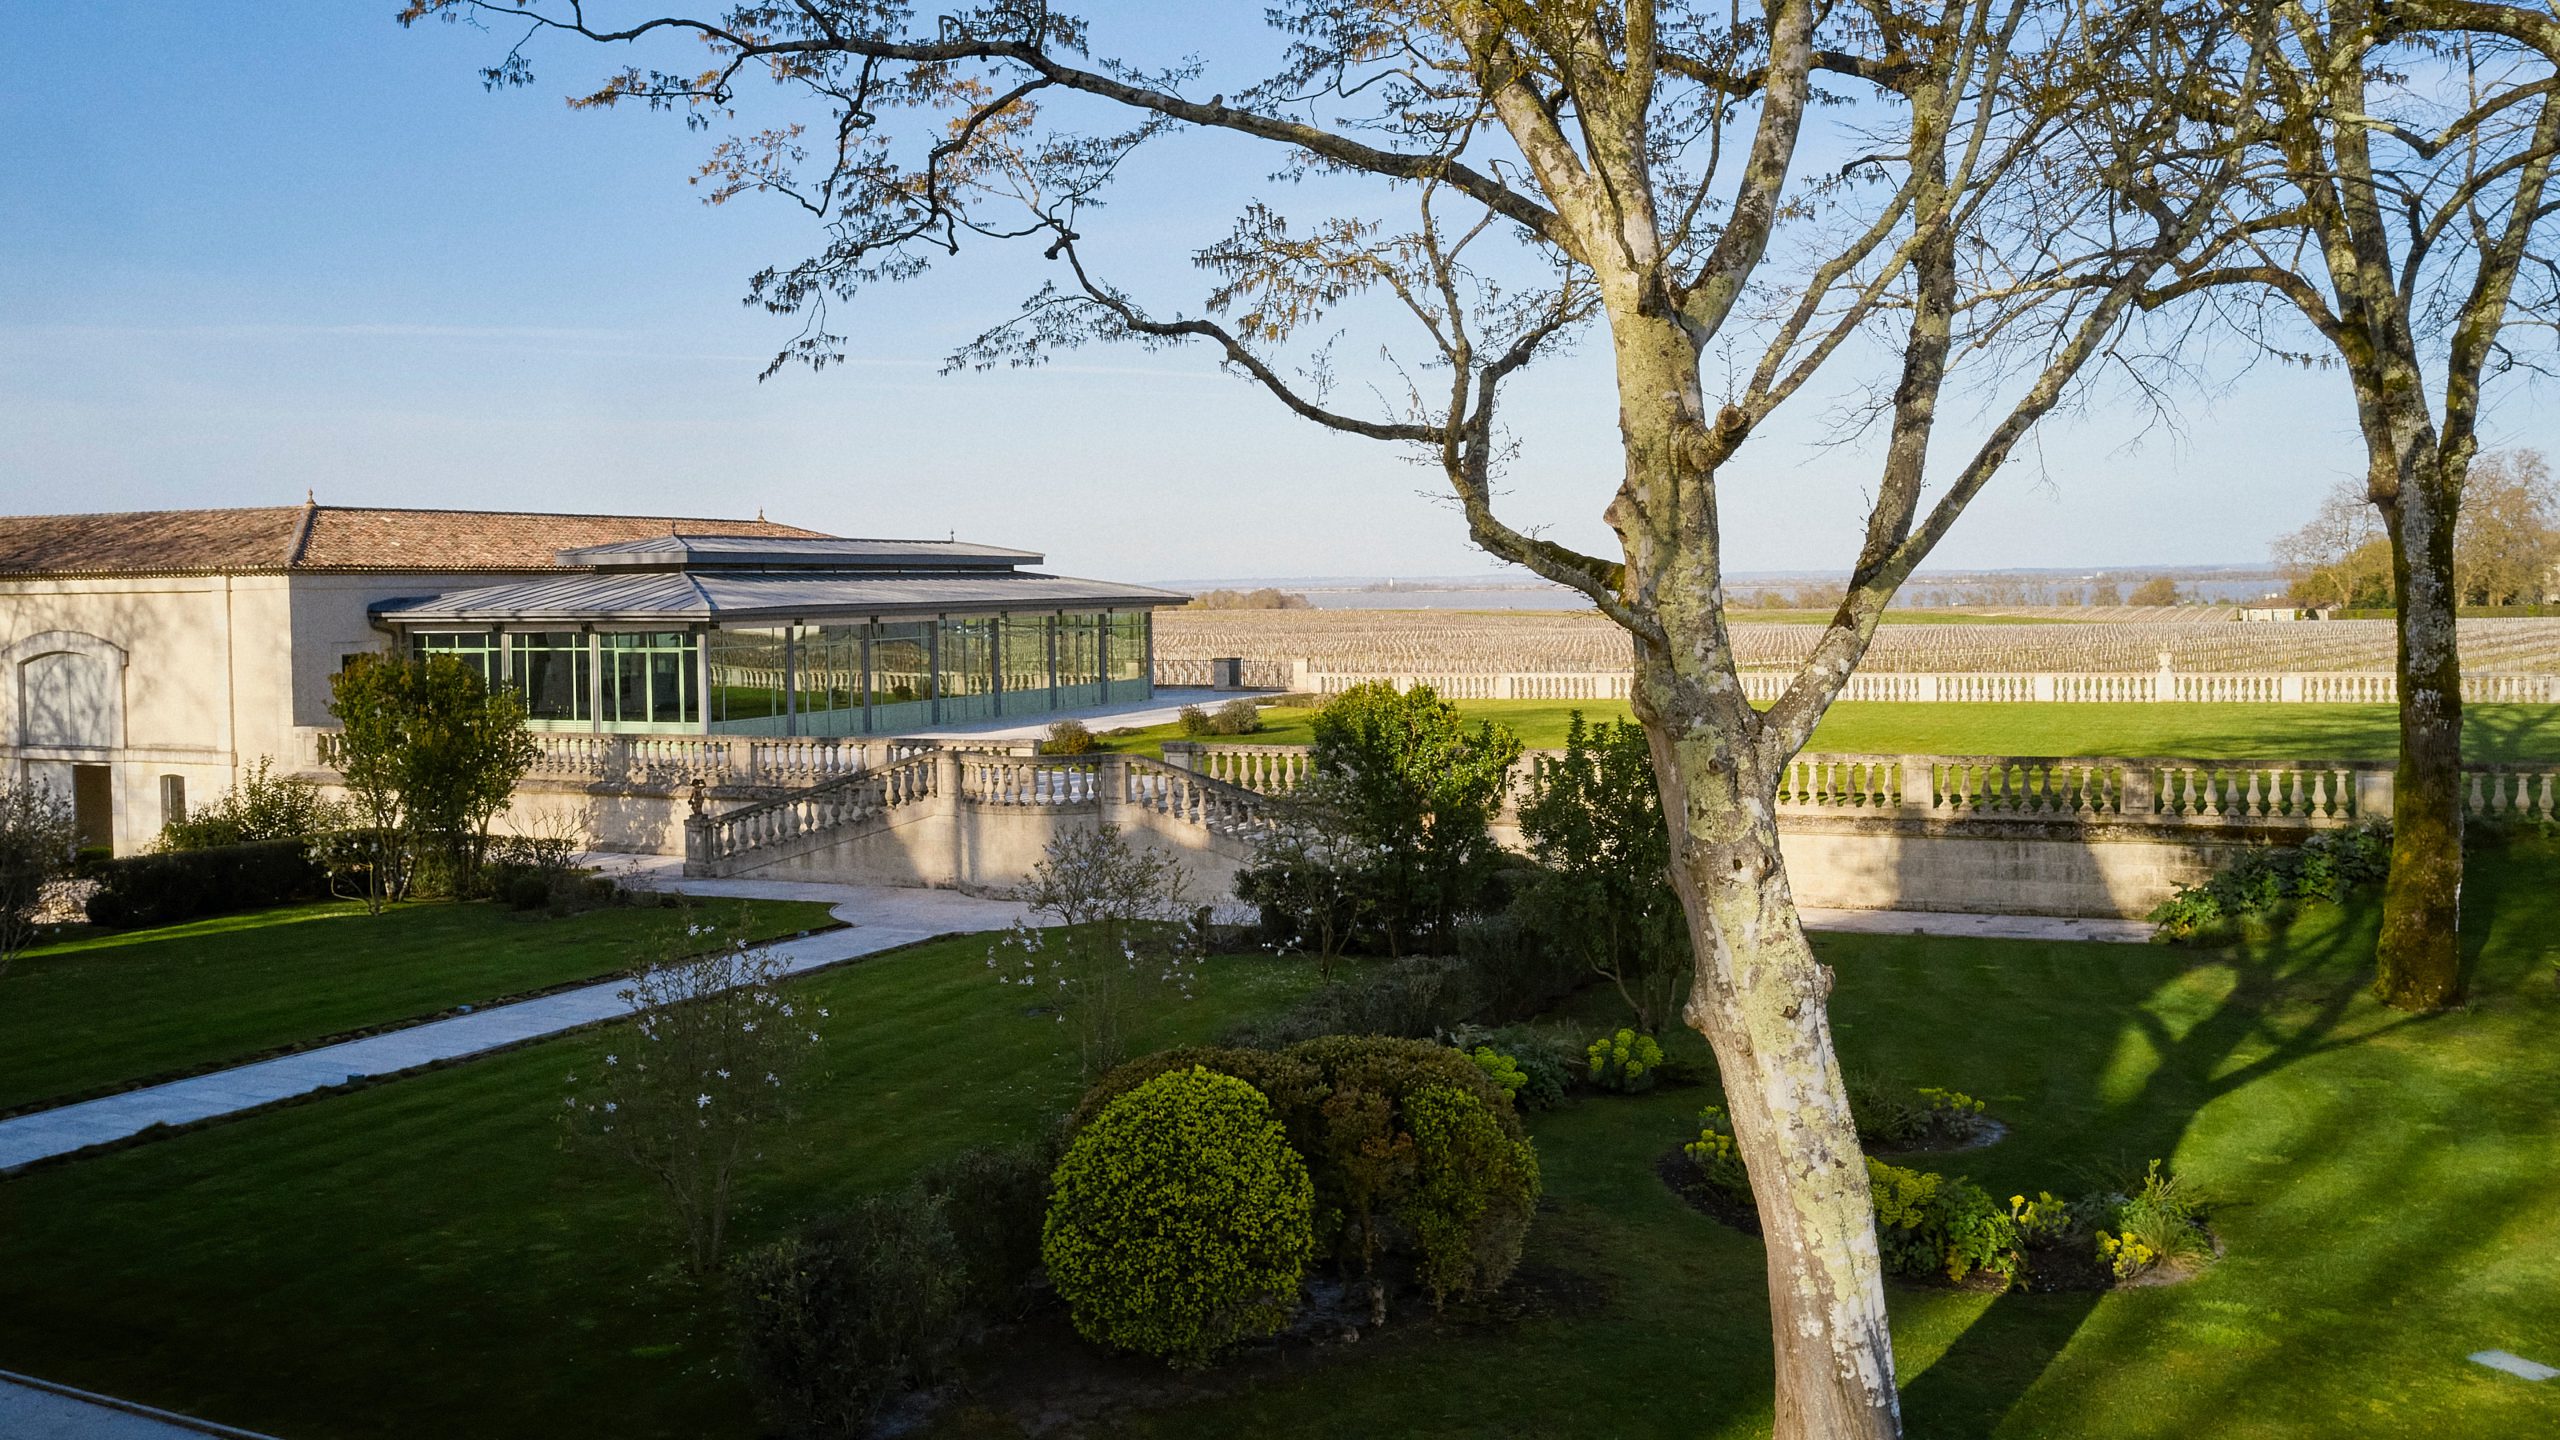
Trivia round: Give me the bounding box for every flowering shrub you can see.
[564,921,824,1272]
[2091,1160,2212,1280]
[1586,1028,1665,1093]
[1846,1073,1997,1150]
[1468,1045,1528,1098]
[1682,1104,1752,1195]
[989,824,1200,1079]
[1866,1159,2023,1289]
[1043,1067,1316,1366]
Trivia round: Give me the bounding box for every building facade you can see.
[0,505,1177,853]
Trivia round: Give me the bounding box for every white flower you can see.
[603,1101,617,1113]
[696,1093,712,1108]
[817,1008,829,1018]
[742,1020,758,1032]
[604,1054,617,1066]
[807,1031,820,1043]
[716,1068,731,1080]
[562,1097,577,1108]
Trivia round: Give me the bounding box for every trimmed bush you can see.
[1074,1038,1537,1303]
[1207,698,1263,735]
[731,1187,967,1439]
[1398,1084,1542,1304]
[1586,1028,1665,1093]
[1040,718,1099,755]
[1043,1067,1316,1366]
[84,839,322,929]
[917,1142,1056,1321]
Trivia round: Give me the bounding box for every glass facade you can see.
[508,632,592,723]
[399,610,1152,736]
[604,632,699,730]
[411,631,499,687]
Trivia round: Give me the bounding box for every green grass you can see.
[0,898,839,1114]
[1111,699,2560,761]
[3,848,2557,1438]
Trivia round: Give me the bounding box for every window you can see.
[706,627,790,734]
[795,624,863,736]
[159,774,187,825]
[1001,614,1053,714]
[937,616,998,723]
[509,632,593,723]
[410,631,499,687]
[1055,611,1105,709]
[603,632,699,729]
[866,620,935,732]
[1107,610,1151,701]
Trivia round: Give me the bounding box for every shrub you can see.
[1306,682,1520,954]
[1586,1028,1665,1093]
[2149,822,2393,938]
[1453,910,1587,1022]
[917,1142,1056,1321]
[1467,1045,1528,1099]
[1483,1026,1579,1109]
[1515,712,1693,1030]
[1397,1084,1542,1304]
[1,780,76,979]
[1207,698,1263,735]
[1176,704,1213,737]
[2092,1160,2212,1280]
[83,839,322,929]
[1847,1073,1997,1150]
[1219,953,1486,1049]
[1071,1038,1537,1302]
[990,824,1200,1079]
[1867,1159,2023,1289]
[1043,1067,1316,1366]
[1683,1104,1752,1195]
[1040,718,1098,755]
[732,1187,967,1439]
[157,757,351,852]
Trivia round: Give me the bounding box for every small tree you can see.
[2127,577,2186,607]
[990,824,1198,1079]
[1234,772,1376,980]
[1307,683,1521,956]
[329,653,541,908]
[566,918,824,1273]
[0,780,76,984]
[1516,713,1692,1032]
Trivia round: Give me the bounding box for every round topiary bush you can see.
[1043,1065,1316,1366]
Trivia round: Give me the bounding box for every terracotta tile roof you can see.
[0,505,834,578]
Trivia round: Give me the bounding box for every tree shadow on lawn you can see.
[1882,893,2450,1435]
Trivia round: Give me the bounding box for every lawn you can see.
[0,847,2554,1439]
[1110,699,2560,761]
[0,897,839,1115]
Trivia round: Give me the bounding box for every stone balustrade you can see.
[1270,661,2560,705]
[298,727,1029,793]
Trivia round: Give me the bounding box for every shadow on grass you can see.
[1890,886,2445,1434]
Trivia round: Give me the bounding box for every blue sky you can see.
[4,3,2546,582]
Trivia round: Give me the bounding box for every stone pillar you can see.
[2032,674,2056,702]
[1098,753,1131,828]
[1898,756,1936,815]
[1291,657,1315,693]
[681,777,712,877]
[2354,767,2395,820]
[1160,741,1197,772]
[2279,673,2304,703]
[2121,764,2155,819]
[2155,651,2175,702]
[934,748,965,887]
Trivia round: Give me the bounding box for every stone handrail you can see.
[1165,741,2560,828]
[686,753,939,866]
[1123,754,1290,843]
[1279,663,2560,704]
[298,728,1035,790]
[962,755,1103,806]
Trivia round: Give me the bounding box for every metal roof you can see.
[557,535,1041,571]
[373,570,1188,626]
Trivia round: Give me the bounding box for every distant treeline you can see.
[1186,587,1314,610]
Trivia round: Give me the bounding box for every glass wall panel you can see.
[794,624,865,737]
[866,620,936,733]
[706,627,790,735]
[1055,612,1105,710]
[410,631,499,688]
[1106,610,1152,702]
[938,616,998,724]
[603,632,699,730]
[508,632,592,724]
[1000,614,1054,716]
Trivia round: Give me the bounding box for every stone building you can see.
[0,503,1178,853]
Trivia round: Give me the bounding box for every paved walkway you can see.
[0,886,1031,1173]
[0,1370,276,1439]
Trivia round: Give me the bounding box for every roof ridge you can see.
[285,496,320,568]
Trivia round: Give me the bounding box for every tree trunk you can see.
[1644,713,1902,1440]
[2376,448,2465,1010]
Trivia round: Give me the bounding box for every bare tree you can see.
[403,3,2250,1431]
[2138,0,2560,1009]
[2273,477,2392,607]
